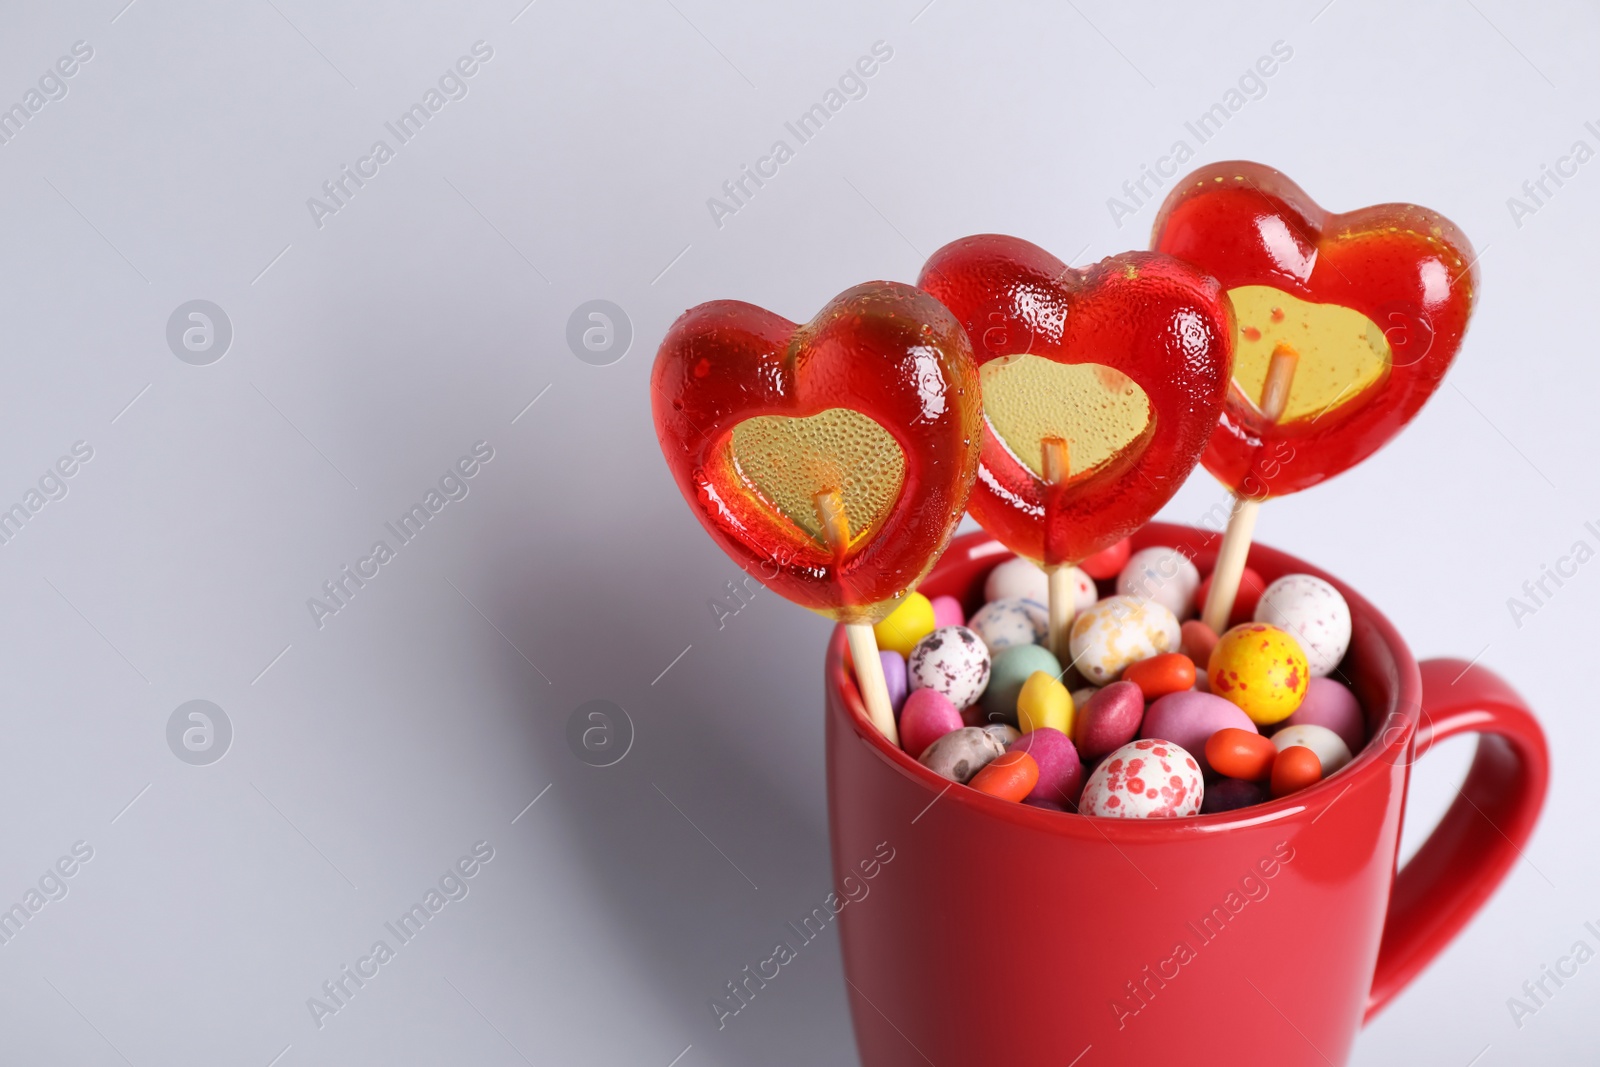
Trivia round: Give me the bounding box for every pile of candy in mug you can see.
[651,159,1477,820]
[876,542,1360,817]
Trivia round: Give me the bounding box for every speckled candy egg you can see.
[1068,596,1181,685]
[968,597,1048,655]
[918,726,1006,783]
[1080,739,1204,818]
[1208,623,1309,726]
[1116,546,1202,619]
[1254,574,1352,678]
[908,626,991,709]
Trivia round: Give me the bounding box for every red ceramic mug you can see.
[826,524,1547,1067]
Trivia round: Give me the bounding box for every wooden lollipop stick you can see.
[1258,342,1299,419]
[1202,496,1261,632]
[845,624,898,745]
[1047,566,1075,662]
[1202,344,1299,633]
[816,489,900,746]
[1041,437,1074,660]
[816,486,852,552]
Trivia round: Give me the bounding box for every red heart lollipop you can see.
[1151,160,1479,499]
[918,235,1234,568]
[652,281,981,625]
[1152,161,1479,631]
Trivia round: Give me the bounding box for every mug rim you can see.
[825,522,1423,841]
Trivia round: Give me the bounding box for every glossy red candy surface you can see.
[1152,160,1479,499]
[919,235,1232,567]
[652,282,981,624]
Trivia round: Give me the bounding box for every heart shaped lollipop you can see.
[1151,161,1478,629]
[652,281,983,741]
[1151,160,1479,499]
[918,235,1233,651]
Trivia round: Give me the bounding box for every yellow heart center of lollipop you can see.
[980,356,1152,481]
[729,408,905,550]
[1228,286,1392,423]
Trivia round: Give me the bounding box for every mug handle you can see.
[1364,657,1550,1021]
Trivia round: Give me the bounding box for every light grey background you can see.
[0,0,1592,1063]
